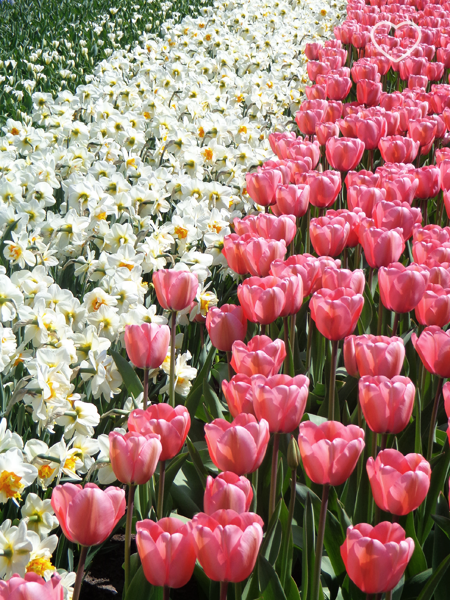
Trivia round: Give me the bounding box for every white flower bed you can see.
[0,0,343,586]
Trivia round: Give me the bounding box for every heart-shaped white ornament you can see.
[370,20,422,64]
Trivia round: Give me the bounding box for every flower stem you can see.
[311,483,330,600]
[280,467,297,587]
[169,311,177,407]
[72,545,88,600]
[163,586,170,600]
[392,312,400,337]
[235,582,242,600]
[143,368,149,410]
[306,313,314,374]
[283,317,290,374]
[157,461,166,520]
[328,340,338,421]
[226,351,234,381]
[427,377,443,462]
[268,433,280,519]
[290,313,296,364]
[251,469,258,514]
[306,206,311,254]
[124,484,136,592]
[377,300,383,336]
[220,581,229,600]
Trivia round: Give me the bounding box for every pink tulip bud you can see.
[246,170,282,207]
[307,171,342,208]
[412,326,450,377]
[378,262,429,314]
[321,267,365,294]
[359,227,405,268]
[310,216,350,257]
[310,287,364,341]
[231,336,286,377]
[222,233,254,275]
[152,269,198,312]
[243,237,287,277]
[206,305,247,352]
[275,184,310,217]
[204,473,253,514]
[270,254,321,296]
[109,431,162,485]
[359,375,415,434]
[222,374,255,417]
[124,323,170,370]
[0,574,64,600]
[326,137,365,172]
[344,334,405,379]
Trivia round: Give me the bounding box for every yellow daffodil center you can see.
[0,471,24,500]
[38,465,55,480]
[27,558,54,576]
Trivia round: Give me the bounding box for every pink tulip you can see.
[235,214,297,245]
[237,276,286,325]
[251,374,309,433]
[367,450,431,516]
[344,335,405,379]
[231,336,286,377]
[326,137,365,172]
[204,473,253,514]
[246,170,282,207]
[321,267,365,294]
[222,233,254,275]
[270,254,320,296]
[127,404,190,462]
[307,171,342,209]
[359,375,415,434]
[298,421,365,486]
[192,510,263,582]
[136,518,196,588]
[412,326,450,378]
[378,263,428,314]
[275,184,310,217]
[359,227,405,268]
[206,305,247,352]
[109,431,162,485]
[372,201,422,241]
[51,483,125,547]
[153,269,198,312]
[310,216,350,257]
[124,323,170,370]
[340,522,414,594]
[0,574,63,600]
[243,237,287,277]
[310,287,364,341]
[347,185,385,218]
[415,284,450,327]
[222,374,255,417]
[205,414,270,475]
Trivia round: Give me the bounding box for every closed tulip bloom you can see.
[344,335,405,378]
[316,122,340,146]
[251,213,297,245]
[415,284,450,327]
[237,276,285,325]
[408,118,437,147]
[326,137,365,172]
[340,522,414,594]
[136,518,196,589]
[243,237,287,277]
[0,573,64,600]
[359,375,415,434]
[378,136,419,164]
[345,170,380,189]
[347,185,385,218]
[278,275,304,317]
[372,201,422,241]
[322,267,365,294]
[51,483,125,547]
[412,326,450,377]
[307,170,342,208]
[325,75,352,101]
[360,227,405,268]
[310,216,350,257]
[128,404,190,462]
[305,42,321,60]
[222,233,254,275]
[378,263,428,314]
[307,60,330,82]
[109,432,162,485]
[295,109,324,136]
[204,473,253,514]
[124,323,170,370]
[206,305,247,352]
[357,80,382,106]
[298,421,365,486]
[270,254,320,296]
[268,131,297,159]
[231,336,286,377]
[222,374,255,417]
[326,209,361,248]
[381,176,419,206]
[246,170,282,207]
[193,510,263,583]
[251,374,309,433]
[275,184,310,217]
[351,61,379,83]
[415,166,440,200]
[205,414,270,475]
[310,288,364,341]
[427,61,444,81]
[367,450,431,516]
[153,269,198,312]
[287,140,320,168]
[355,116,387,150]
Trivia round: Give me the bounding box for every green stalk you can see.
[220,581,229,600]
[311,483,330,600]
[328,340,338,421]
[392,312,400,337]
[426,377,443,463]
[124,484,136,592]
[157,461,166,520]
[163,586,170,600]
[235,582,242,600]
[72,545,88,600]
[169,311,177,407]
[268,433,280,519]
[143,368,149,409]
[251,469,258,514]
[226,351,234,382]
[306,313,314,375]
[280,467,297,587]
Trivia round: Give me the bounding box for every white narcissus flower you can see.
[0,448,38,505]
[21,493,59,539]
[0,418,23,452]
[25,531,58,578]
[0,520,34,578]
[80,349,123,401]
[56,400,100,439]
[0,274,24,322]
[3,231,36,268]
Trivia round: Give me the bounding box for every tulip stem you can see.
[157,461,166,520]
[269,433,280,519]
[354,244,361,270]
[311,483,330,600]
[226,351,234,382]
[124,484,136,592]
[385,590,393,600]
[368,268,374,295]
[220,581,229,600]
[163,586,170,600]
[72,545,88,600]
[392,312,400,337]
[290,313,296,368]
[426,377,443,462]
[169,311,177,407]
[306,313,314,374]
[381,433,388,452]
[280,467,297,588]
[251,469,258,514]
[143,368,149,410]
[235,582,242,600]
[377,300,383,337]
[306,207,311,254]
[284,317,290,374]
[328,340,338,421]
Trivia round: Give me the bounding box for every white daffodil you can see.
[0,448,38,505]
[21,493,59,539]
[0,520,34,578]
